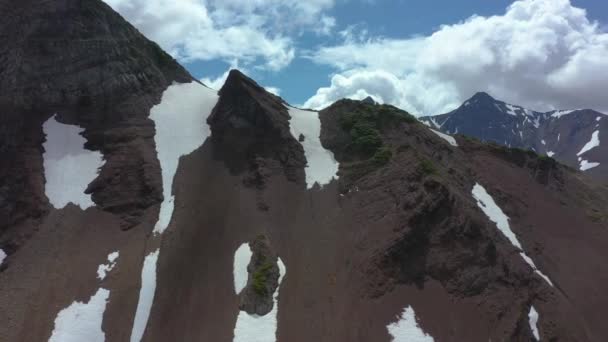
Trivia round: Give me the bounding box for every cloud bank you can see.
[305,0,608,115]
[103,0,338,71]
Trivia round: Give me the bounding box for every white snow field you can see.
[48,288,110,342]
[580,160,600,171]
[472,183,554,287]
[387,306,434,342]
[42,115,104,209]
[151,82,219,234]
[529,306,540,340]
[130,82,219,342]
[577,130,600,156]
[287,106,340,189]
[0,248,6,266]
[233,258,287,342]
[430,129,458,147]
[130,250,159,342]
[97,251,119,281]
[234,243,253,294]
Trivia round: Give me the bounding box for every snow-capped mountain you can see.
[420,92,607,182]
[1,1,608,342]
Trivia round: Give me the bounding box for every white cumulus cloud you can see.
[103,0,339,71]
[305,0,608,115]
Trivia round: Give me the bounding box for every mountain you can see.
[1,1,608,342]
[420,92,608,182]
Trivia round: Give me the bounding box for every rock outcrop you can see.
[0,0,195,231]
[239,235,280,315]
[208,70,307,187]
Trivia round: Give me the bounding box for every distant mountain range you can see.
[420,92,607,182]
[1,1,608,341]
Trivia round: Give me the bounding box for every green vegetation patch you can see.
[252,260,275,296]
[418,158,437,175]
[373,146,393,166]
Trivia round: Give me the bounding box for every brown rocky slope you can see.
[0,1,607,341]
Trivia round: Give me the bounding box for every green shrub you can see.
[418,159,437,175]
[373,146,393,165]
[252,261,274,296]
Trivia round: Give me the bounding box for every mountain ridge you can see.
[420,92,607,182]
[0,1,608,342]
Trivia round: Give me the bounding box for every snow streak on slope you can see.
[288,106,339,189]
[234,243,253,294]
[151,82,219,234]
[387,306,434,342]
[97,251,119,281]
[130,250,159,342]
[0,249,6,266]
[529,306,540,341]
[48,288,110,342]
[42,115,104,209]
[472,183,553,287]
[577,131,600,156]
[580,160,600,171]
[430,129,458,147]
[130,82,219,342]
[233,258,287,342]
[551,110,577,119]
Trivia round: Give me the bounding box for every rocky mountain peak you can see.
[468,91,496,103]
[208,69,307,186]
[0,0,193,111]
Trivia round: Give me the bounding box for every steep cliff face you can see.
[0,0,194,232]
[208,70,307,187]
[1,1,608,342]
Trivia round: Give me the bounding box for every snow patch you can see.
[472,183,553,287]
[429,117,442,129]
[97,251,120,281]
[541,140,546,145]
[551,109,577,118]
[557,133,561,142]
[130,250,159,342]
[233,258,287,342]
[597,116,602,122]
[0,249,6,266]
[421,120,431,128]
[529,306,540,340]
[580,160,600,171]
[48,288,110,342]
[430,129,458,147]
[547,151,555,157]
[287,107,339,189]
[577,130,600,156]
[505,103,519,116]
[387,306,434,342]
[233,244,253,294]
[151,82,219,234]
[42,115,104,209]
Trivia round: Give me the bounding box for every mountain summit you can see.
[420,93,607,182]
[1,1,608,342]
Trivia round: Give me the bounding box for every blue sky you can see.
[106,0,608,115]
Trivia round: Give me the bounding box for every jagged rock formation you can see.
[238,235,280,315]
[208,70,307,187]
[1,1,608,342]
[0,0,195,232]
[420,92,608,182]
